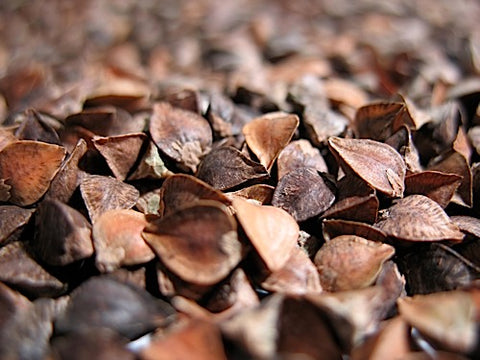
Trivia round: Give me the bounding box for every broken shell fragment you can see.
[93,209,155,272]
[232,197,298,272]
[397,243,474,294]
[35,199,93,266]
[428,151,473,207]
[328,136,406,198]
[196,146,269,191]
[0,205,35,245]
[242,111,299,171]
[322,194,379,224]
[143,201,242,286]
[80,174,139,223]
[375,195,464,242]
[127,140,173,180]
[277,139,328,180]
[261,247,322,295]
[159,173,231,217]
[50,328,135,360]
[226,184,275,205]
[314,235,395,292]
[149,102,212,172]
[45,138,87,203]
[203,268,259,318]
[0,140,66,206]
[322,219,388,243]
[141,319,227,360]
[221,294,342,359]
[92,133,146,180]
[55,276,175,340]
[272,167,335,222]
[0,241,67,298]
[398,291,477,354]
[405,171,462,208]
[351,316,410,360]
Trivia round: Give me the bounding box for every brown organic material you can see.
[398,351,470,360]
[64,107,145,138]
[322,219,388,242]
[269,57,331,84]
[468,126,480,156]
[272,167,335,222]
[51,328,135,360]
[385,125,423,174]
[92,133,146,180]
[277,139,329,179]
[0,294,63,360]
[143,201,242,285]
[0,179,11,202]
[0,283,35,358]
[428,151,473,207]
[276,296,343,359]
[196,146,269,191]
[0,281,35,321]
[135,188,162,215]
[451,215,480,238]
[375,195,464,242]
[0,205,35,245]
[324,77,368,111]
[93,209,155,272]
[242,112,299,171]
[354,102,414,141]
[284,69,329,109]
[2,2,480,358]
[127,140,172,180]
[297,230,322,258]
[80,174,140,223]
[222,294,342,359]
[314,235,395,292]
[219,294,284,359]
[141,320,227,360]
[454,126,472,163]
[159,173,231,216]
[55,276,175,340]
[336,174,375,199]
[261,247,322,295]
[306,285,398,350]
[226,184,275,204]
[35,199,93,266]
[351,316,410,360]
[232,197,298,272]
[170,296,214,320]
[108,266,148,290]
[416,102,461,163]
[83,94,149,113]
[156,262,212,301]
[375,261,406,306]
[328,136,406,197]
[150,102,212,172]
[0,242,66,298]
[15,109,61,144]
[303,107,349,145]
[398,243,475,294]
[0,140,66,205]
[163,88,203,113]
[45,138,87,203]
[322,194,379,224]
[206,91,250,138]
[204,268,259,318]
[405,171,462,208]
[0,127,16,152]
[398,291,477,353]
